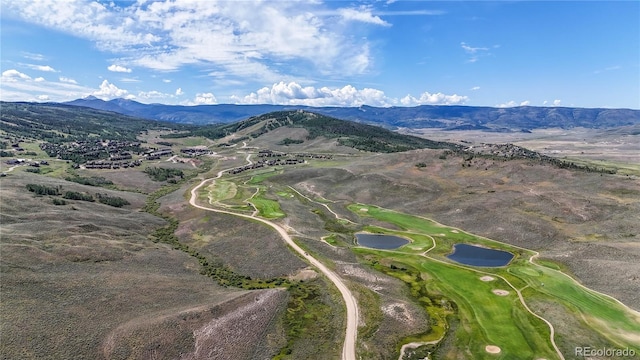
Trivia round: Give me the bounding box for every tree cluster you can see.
[144,167,184,181]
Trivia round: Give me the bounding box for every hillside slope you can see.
[174,110,462,153]
[0,102,187,143]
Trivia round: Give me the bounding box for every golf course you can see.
[348,204,640,359]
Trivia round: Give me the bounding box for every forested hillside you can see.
[0,102,188,143]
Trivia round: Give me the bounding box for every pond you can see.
[447,243,514,267]
[355,233,410,250]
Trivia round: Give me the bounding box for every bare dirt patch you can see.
[492,289,510,296]
[172,289,287,360]
[381,302,416,324]
[289,268,319,281]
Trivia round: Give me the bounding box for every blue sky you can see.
[1,1,638,108]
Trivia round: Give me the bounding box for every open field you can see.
[403,127,640,174]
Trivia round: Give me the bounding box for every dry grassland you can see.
[0,172,287,359]
[403,126,640,164]
[157,183,307,279]
[248,126,361,154]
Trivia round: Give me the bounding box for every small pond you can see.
[447,243,514,267]
[355,233,410,250]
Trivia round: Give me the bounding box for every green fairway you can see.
[349,203,640,358]
[249,195,285,219]
[246,169,281,185]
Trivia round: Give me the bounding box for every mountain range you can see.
[63,96,640,132]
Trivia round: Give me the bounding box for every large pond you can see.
[355,233,410,250]
[447,244,514,267]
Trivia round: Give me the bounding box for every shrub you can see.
[52,198,67,206]
[25,184,60,195]
[278,138,304,145]
[65,176,113,187]
[95,193,130,208]
[62,191,95,202]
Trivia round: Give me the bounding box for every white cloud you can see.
[400,92,468,106]
[231,81,467,107]
[497,101,518,108]
[192,92,217,105]
[470,86,480,91]
[92,80,134,99]
[37,94,50,100]
[461,42,495,63]
[120,77,140,83]
[1,69,32,81]
[59,76,78,84]
[542,100,562,106]
[25,64,57,72]
[461,42,488,54]
[137,90,170,100]
[162,79,171,83]
[496,100,531,108]
[175,87,183,96]
[0,70,96,102]
[108,64,132,73]
[232,82,388,107]
[594,65,621,74]
[6,0,377,82]
[22,52,46,61]
[338,6,391,27]
[376,10,445,16]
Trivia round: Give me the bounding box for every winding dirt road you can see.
[189,167,358,360]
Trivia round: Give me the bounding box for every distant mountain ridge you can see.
[64,97,640,131]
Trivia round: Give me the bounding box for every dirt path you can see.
[288,186,356,224]
[4,165,20,173]
[189,165,358,360]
